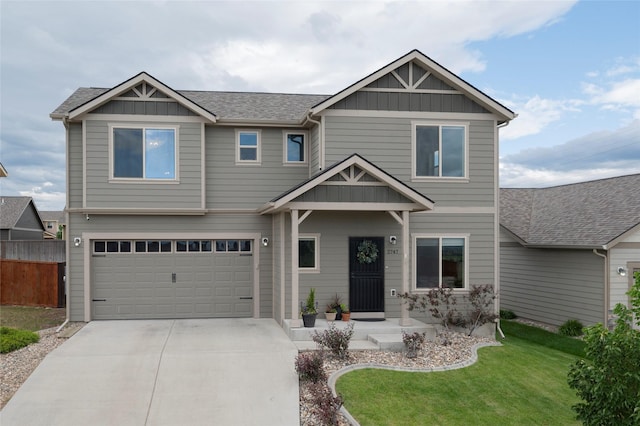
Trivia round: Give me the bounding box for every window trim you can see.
[108,124,179,182]
[235,129,262,165]
[283,130,308,165]
[412,233,469,291]
[411,121,468,181]
[299,234,320,273]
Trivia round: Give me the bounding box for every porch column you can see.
[290,209,301,327]
[400,210,412,326]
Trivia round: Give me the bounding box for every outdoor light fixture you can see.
[73,237,82,247]
[261,237,269,247]
[389,235,397,245]
[617,266,627,277]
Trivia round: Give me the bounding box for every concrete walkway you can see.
[0,319,300,426]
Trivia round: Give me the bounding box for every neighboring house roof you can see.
[50,49,515,125]
[309,49,516,123]
[40,210,66,225]
[260,153,435,214]
[0,196,45,231]
[500,174,640,249]
[0,162,7,177]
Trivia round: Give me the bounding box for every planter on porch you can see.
[325,311,337,321]
[302,313,317,327]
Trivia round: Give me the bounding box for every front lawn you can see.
[335,322,583,425]
[0,305,66,331]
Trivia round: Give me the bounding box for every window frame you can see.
[298,234,320,273]
[412,234,469,291]
[283,130,308,165]
[109,124,179,182]
[411,121,468,181]
[235,129,262,165]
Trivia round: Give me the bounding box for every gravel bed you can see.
[0,323,84,409]
[300,332,497,425]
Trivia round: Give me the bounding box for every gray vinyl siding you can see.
[309,125,320,175]
[205,127,310,209]
[84,120,203,209]
[15,206,44,233]
[68,123,83,208]
[324,116,496,206]
[500,232,605,326]
[281,211,495,322]
[65,212,273,321]
[90,100,198,116]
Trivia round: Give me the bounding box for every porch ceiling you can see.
[259,154,434,214]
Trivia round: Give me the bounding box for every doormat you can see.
[352,318,386,322]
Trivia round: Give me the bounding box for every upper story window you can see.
[284,131,307,164]
[412,122,467,179]
[111,126,177,180]
[236,130,261,164]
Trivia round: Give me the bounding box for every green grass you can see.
[0,305,66,331]
[500,320,586,358]
[336,322,584,425]
[0,327,40,353]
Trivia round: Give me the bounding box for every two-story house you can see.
[51,49,515,325]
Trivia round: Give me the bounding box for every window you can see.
[135,240,172,253]
[413,123,466,179]
[414,236,466,289]
[214,240,252,253]
[299,235,319,272]
[111,126,177,180]
[284,132,307,164]
[93,240,132,253]
[236,130,261,164]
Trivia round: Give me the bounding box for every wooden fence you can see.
[0,259,65,307]
[0,240,66,262]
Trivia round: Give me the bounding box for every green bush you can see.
[500,309,517,319]
[0,327,40,353]
[559,319,584,337]
[312,322,354,359]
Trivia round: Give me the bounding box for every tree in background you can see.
[567,271,640,425]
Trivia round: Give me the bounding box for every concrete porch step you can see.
[294,339,379,351]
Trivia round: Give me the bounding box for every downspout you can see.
[305,112,323,171]
[593,248,609,327]
[495,119,510,339]
[57,116,71,333]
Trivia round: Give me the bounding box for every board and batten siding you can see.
[83,120,203,209]
[205,126,310,209]
[65,212,273,321]
[280,211,495,321]
[323,116,496,207]
[500,230,605,326]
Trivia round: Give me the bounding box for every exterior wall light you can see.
[617,266,627,276]
[73,237,82,247]
[261,237,269,247]
[389,235,397,245]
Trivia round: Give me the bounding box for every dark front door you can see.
[349,237,384,313]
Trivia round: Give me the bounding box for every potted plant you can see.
[329,293,343,320]
[340,304,351,321]
[325,305,337,321]
[301,288,318,327]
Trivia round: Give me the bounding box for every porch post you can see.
[290,209,301,327]
[400,210,412,326]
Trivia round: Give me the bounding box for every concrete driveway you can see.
[0,319,300,426]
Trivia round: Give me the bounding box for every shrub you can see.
[308,382,343,426]
[311,322,354,359]
[402,331,426,358]
[567,272,640,425]
[500,309,517,320]
[295,351,326,383]
[558,319,584,337]
[0,327,39,353]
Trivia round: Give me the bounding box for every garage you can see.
[91,238,254,320]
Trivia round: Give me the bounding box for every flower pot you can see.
[341,312,351,321]
[302,313,317,328]
[335,306,342,320]
[325,312,337,321]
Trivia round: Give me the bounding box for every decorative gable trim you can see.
[68,72,217,123]
[259,154,434,214]
[310,49,516,123]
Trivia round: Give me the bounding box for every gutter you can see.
[593,248,609,327]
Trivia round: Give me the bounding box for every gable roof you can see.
[40,210,66,224]
[260,154,434,214]
[309,49,516,123]
[500,174,640,249]
[0,196,45,230]
[0,162,7,177]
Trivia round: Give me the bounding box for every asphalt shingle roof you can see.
[0,196,37,229]
[51,87,331,123]
[500,174,640,248]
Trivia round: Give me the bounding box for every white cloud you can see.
[500,162,637,188]
[499,95,582,140]
[18,187,66,211]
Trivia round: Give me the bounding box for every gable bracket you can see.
[391,70,410,89]
[298,210,313,225]
[388,210,404,226]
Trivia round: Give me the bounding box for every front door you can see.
[349,237,384,315]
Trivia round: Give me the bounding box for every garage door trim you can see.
[81,232,262,322]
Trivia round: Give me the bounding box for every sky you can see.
[1,0,639,211]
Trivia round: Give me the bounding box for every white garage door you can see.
[91,239,253,320]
